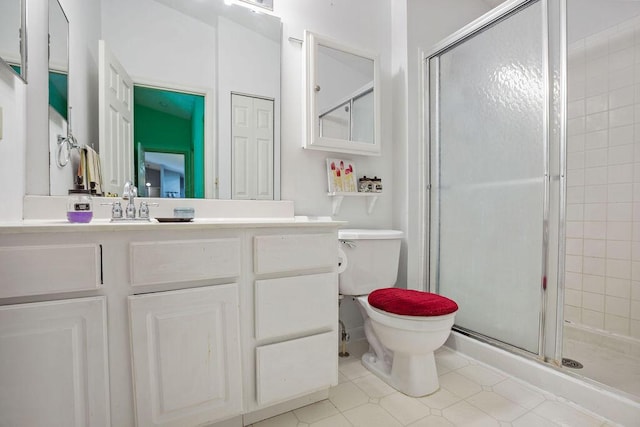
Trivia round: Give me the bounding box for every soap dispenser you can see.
[67,177,93,223]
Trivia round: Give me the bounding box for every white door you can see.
[128,284,242,427]
[0,297,110,427]
[99,40,133,196]
[231,94,274,200]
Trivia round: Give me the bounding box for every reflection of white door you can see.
[99,40,133,196]
[231,94,274,200]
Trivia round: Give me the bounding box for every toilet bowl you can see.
[338,229,458,397]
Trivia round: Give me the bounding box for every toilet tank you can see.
[338,229,404,296]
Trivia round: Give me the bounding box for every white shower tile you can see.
[609,124,633,146]
[568,99,585,119]
[612,23,635,51]
[633,222,640,241]
[586,74,608,97]
[584,167,607,186]
[606,295,631,315]
[585,93,608,114]
[585,32,608,59]
[630,319,640,339]
[606,239,631,259]
[634,183,640,201]
[567,151,585,170]
[608,145,634,166]
[633,166,640,183]
[610,105,635,128]
[606,277,631,298]
[632,261,640,281]
[565,272,583,290]
[567,133,585,153]
[582,308,605,328]
[608,165,633,185]
[583,239,606,257]
[585,112,609,132]
[585,130,608,150]
[565,238,583,256]
[610,65,635,91]
[608,183,633,202]
[606,258,632,279]
[631,300,640,319]
[586,57,608,81]
[583,274,605,294]
[583,292,605,312]
[569,75,586,101]
[564,305,581,323]
[607,202,633,221]
[568,117,585,136]
[568,188,585,206]
[605,314,630,334]
[565,255,583,273]
[606,221,632,240]
[583,221,607,239]
[610,87,635,109]
[632,241,640,260]
[609,47,634,71]
[567,170,584,187]
[583,203,606,221]
[633,281,640,299]
[565,289,582,307]
[565,221,583,238]
[584,185,607,203]
[583,256,606,276]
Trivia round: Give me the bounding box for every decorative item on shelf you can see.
[327,158,357,193]
[358,176,373,192]
[372,176,382,193]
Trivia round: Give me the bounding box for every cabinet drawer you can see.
[0,244,101,298]
[253,233,336,275]
[255,273,337,341]
[256,331,337,406]
[130,238,241,286]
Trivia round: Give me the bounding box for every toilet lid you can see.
[368,288,458,317]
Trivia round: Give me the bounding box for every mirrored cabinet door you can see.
[303,30,381,156]
[0,0,27,82]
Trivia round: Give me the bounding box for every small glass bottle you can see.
[67,189,93,223]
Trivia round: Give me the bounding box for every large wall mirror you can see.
[303,30,380,156]
[0,0,27,82]
[47,0,281,200]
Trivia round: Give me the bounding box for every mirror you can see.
[303,30,380,156]
[48,0,281,199]
[0,0,27,82]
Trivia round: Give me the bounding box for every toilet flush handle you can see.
[340,239,356,248]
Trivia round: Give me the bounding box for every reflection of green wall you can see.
[133,87,205,198]
[49,71,68,119]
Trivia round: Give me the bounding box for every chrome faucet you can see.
[123,181,138,219]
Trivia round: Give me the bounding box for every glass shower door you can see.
[428,0,546,354]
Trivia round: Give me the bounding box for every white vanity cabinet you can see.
[0,297,110,427]
[244,232,339,420]
[128,284,242,427]
[0,220,341,427]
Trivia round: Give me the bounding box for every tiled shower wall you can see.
[565,16,640,340]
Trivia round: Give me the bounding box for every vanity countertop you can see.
[0,216,345,234]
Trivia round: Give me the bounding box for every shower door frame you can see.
[422,0,566,362]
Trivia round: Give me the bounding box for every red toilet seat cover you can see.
[368,288,458,317]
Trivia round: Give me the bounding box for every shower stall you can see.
[425,0,640,420]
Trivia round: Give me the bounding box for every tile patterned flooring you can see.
[250,340,617,427]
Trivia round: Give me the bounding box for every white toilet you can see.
[338,229,458,397]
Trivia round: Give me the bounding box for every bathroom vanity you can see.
[0,211,341,427]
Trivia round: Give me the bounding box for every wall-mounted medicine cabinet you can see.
[303,30,381,156]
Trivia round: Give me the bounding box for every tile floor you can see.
[250,340,617,427]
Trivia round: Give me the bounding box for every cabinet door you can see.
[0,297,110,427]
[128,284,242,427]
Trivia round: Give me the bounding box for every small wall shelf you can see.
[328,192,381,215]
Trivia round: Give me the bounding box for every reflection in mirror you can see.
[0,0,26,82]
[304,31,380,156]
[134,85,205,199]
[86,0,281,199]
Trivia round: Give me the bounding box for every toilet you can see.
[338,229,458,397]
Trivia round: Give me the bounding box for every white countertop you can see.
[0,216,345,234]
